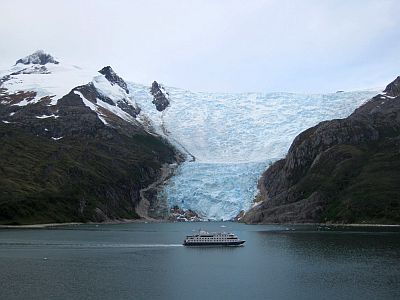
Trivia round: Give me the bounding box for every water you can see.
[1,222,399,300]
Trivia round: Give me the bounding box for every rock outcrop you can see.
[99,66,130,94]
[383,76,400,97]
[15,50,59,65]
[243,76,400,224]
[74,82,140,119]
[168,205,202,222]
[150,81,169,111]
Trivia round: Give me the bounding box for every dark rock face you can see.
[243,76,400,224]
[15,50,59,65]
[75,83,140,118]
[99,66,129,94]
[150,81,169,111]
[383,76,400,97]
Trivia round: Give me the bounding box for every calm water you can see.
[0,222,399,300]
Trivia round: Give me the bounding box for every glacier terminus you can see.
[130,83,378,220]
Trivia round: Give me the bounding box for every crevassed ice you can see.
[129,83,379,220]
[159,162,269,220]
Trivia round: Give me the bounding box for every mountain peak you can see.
[383,76,400,97]
[99,65,116,78]
[98,66,129,94]
[15,50,59,65]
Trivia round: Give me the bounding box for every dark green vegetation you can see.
[0,76,180,224]
[321,143,400,223]
[286,141,400,224]
[0,125,178,225]
[244,77,400,224]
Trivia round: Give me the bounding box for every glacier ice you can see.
[160,162,269,220]
[129,82,379,220]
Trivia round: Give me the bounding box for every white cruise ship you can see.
[183,230,245,246]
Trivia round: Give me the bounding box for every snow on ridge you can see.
[93,75,129,104]
[73,88,136,126]
[92,74,139,123]
[15,50,59,65]
[73,90,108,125]
[1,62,96,106]
[1,59,138,109]
[159,85,169,99]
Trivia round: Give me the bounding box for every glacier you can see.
[129,83,379,220]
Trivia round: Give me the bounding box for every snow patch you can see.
[93,75,128,101]
[36,114,59,119]
[73,90,108,125]
[96,98,135,123]
[2,63,95,106]
[92,75,138,123]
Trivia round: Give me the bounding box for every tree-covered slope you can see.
[0,52,181,225]
[0,125,178,225]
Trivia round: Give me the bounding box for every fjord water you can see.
[1,223,399,300]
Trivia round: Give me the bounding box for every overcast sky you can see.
[1,0,399,93]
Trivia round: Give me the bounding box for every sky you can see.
[1,0,399,93]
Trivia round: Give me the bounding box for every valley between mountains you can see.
[1,51,399,224]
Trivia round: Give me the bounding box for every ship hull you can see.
[183,240,245,246]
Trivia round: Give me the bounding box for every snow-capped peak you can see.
[1,52,141,125]
[15,50,59,65]
[1,59,95,106]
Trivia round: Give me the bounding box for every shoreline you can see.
[0,220,399,229]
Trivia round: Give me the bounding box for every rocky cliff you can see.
[243,76,400,224]
[0,51,182,225]
[150,81,169,111]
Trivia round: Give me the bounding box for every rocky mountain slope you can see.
[242,77,400,224]
[0,51,181,225]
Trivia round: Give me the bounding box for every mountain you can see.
[1,50,392,224]
[242,77,400,224]
[0,51,182,225]
[130,83,378,220]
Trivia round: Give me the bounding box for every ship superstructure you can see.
[183,230,245,246]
